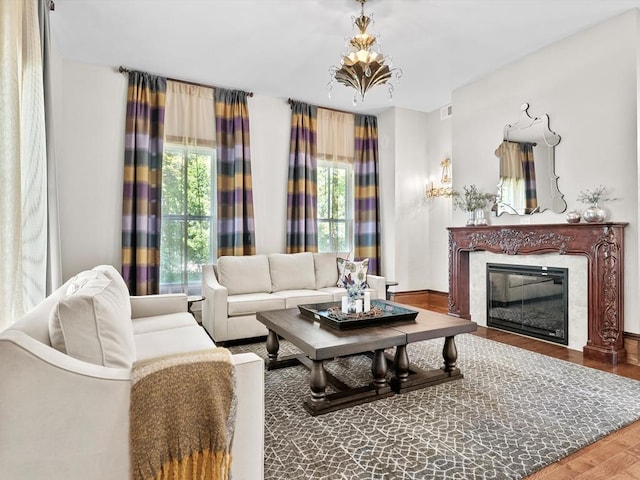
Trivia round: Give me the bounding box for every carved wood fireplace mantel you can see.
[448,223,628,365]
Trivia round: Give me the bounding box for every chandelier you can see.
[329,0,402,105]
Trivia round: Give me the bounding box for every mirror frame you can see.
[495,103,566,216]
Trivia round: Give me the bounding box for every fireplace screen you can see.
[486,263,568,345]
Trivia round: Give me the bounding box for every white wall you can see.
[58,62,127,280]
[378,107,430,292]
[447,10,640,333]
[378,109,397,284]
[245,95,290,254]
[425,109,452,293]
[55,62,292,281]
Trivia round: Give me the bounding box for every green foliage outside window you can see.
[160,146,216,293]
[317,162,352,252]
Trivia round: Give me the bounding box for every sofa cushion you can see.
[337,258,370,288]
[134,325,214,361]
[49,275,136,368]
[65,269,106,294]
[227,293,285,316]
[313,253,339,289]
[217,255,272,295]
[269,252,315,292]
[272,290,333,309]
[131,312,197,335]
[93,265,132,318]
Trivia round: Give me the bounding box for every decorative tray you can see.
[298,300,418,330]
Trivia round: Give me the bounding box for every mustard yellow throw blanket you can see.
[130,348,237,480]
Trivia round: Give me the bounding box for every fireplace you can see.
[486,263,568,345]
[447,223,628,364]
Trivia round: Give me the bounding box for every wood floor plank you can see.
[573,452,639,479]
[394,291,640,480]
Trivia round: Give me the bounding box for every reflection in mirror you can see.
[494,103,566,216]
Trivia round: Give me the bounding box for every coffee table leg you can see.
[266,329,280,366]
[309,360,327,402]
[393,344,410,386]
[372,349,388,389]
[442,335,458,372]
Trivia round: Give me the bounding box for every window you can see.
[160,81,216,294]
[316,108,355,253]
[160,144,216,294]
[317,161,353,252]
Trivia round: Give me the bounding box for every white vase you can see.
[583,204,605,223]
[474,209,488,226]
[466,210,475,226]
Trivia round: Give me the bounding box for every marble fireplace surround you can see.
[448,223,628,365]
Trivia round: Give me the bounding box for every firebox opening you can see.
[486,263,569,345]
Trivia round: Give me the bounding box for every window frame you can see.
[317,159,354,253]
[160,143,217,294]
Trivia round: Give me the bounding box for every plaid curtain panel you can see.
[214,88,256,257]
[286,101,318,253]
[122,71,167,295]
[354,114,381,275]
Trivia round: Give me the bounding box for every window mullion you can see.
[182,148,189,293]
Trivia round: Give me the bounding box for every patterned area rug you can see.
[230,334,640,480]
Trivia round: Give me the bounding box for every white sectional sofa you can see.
[0,265,264,480]
[202,252,386,343]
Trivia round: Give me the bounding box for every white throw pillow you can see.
[337,258,370,288]
[92,265,132,318]
[49,276,136,368]
[65,269,106,295]
[269,252,316,292]
[217,254,272,295]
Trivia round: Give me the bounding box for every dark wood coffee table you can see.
[256,304,477,415]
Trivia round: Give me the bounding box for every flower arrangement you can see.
[345,282,364,299]
[452,184,496,212]
[577,185,613,206]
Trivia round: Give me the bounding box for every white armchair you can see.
[0,266,264,480]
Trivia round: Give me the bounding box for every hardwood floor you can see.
[394,290,640,480]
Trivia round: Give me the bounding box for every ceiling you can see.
[51,0,640,114]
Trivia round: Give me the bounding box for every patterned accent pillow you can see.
[337,258,369,288]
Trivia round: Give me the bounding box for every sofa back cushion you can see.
[49,272,136,368]
[92,265,132,318]
[269,252,315,292]
[217,254,272,295]
[313,253,345,289]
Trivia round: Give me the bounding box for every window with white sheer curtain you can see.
[160,81,216,294]
[316,108,355,253]
[0,0,49,330]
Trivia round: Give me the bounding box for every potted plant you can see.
[453,184,496,225]
[577,185,612,223]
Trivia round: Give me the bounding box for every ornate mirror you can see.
[494,103,566,216]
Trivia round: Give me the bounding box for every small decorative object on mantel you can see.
[453,184,496,226]
[577,185,614,223]
[565,209,581,224]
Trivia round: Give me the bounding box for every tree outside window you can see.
[317,161,353,252]
[160,144,216,294]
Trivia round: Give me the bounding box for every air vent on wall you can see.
[440,104,452,119]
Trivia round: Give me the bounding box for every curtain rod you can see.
[118,66,253,97]
[288,98,356,116]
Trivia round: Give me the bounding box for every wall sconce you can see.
[426,157,453,198]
